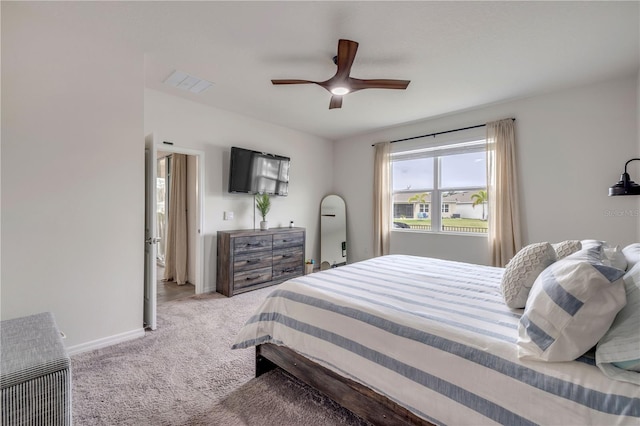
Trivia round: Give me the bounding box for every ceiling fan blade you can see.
[334,39,359,79]
[350,78,411,91]
[271,39,411,109]
[271,79,317,85]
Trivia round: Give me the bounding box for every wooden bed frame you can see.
[256,343,433,426]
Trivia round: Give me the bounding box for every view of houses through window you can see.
[391,139,488,234]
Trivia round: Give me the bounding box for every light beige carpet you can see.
[71,287,370,425]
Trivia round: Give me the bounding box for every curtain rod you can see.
[372,118,516,146]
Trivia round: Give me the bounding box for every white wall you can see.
[335,75,639,265]
[1,3,333,352]
[144,89,334,292]
[1,3,145,348]
[2,2,637,353]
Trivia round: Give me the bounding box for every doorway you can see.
[144,134,205,329]
[156,152,196,303]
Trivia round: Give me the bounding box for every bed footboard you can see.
[256,343,432,426]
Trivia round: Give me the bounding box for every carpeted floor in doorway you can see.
[71,286,371,425]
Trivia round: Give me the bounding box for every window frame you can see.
[390,128,488,236]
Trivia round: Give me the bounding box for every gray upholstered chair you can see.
[1,312,72,425]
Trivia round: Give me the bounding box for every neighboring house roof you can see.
[393,190,485,204]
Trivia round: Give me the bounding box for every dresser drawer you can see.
[273,247,303,267]
[234,266,273,290]
[273,264,303,281]
[234,250,272,272]
[273,232,304,249]
[234,235,272,254]
[273,245,303,282]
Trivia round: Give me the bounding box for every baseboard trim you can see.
[66,327,146,356]
[201,285,216,294]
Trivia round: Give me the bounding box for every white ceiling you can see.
[49,1,640,140]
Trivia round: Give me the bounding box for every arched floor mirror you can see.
[320,195,347,270]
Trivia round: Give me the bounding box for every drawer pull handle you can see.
[246,259,259,264]
[282,268,294,273]
[246,275,260,281]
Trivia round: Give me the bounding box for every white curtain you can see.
[164,154,189,284]
[487,119,522,267]
[373,142,391,257]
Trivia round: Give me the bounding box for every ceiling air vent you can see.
[163,70,213,94]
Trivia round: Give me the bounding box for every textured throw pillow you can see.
[622,243,640,270]
[517,259,627,362]
[551,240,582,260]
[501,242,556,309]
[596,263,640,385]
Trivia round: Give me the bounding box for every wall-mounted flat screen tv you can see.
[228,146,290,196]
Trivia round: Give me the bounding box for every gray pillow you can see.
[566,245,604,264]
[501,242,556,309]
[581,239,606,250]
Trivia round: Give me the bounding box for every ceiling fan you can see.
[271,39,411,109]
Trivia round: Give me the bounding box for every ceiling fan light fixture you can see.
[330,86,350,96]
[271,39,410,109]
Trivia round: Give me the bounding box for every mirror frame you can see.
[320,194,347,270]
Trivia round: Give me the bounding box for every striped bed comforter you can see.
[232,255,640,425]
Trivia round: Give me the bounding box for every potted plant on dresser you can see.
[256,193,271,230]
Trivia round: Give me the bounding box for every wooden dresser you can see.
[217,227,305,297]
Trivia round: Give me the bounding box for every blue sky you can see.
[393,151,486,191]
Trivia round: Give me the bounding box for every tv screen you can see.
[228,146,290,196]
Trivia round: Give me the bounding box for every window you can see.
[393,203,413,219]
[391,137,488,234]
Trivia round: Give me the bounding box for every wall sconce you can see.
[609,158,640,196]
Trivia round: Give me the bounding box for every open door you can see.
[144,134,158,330]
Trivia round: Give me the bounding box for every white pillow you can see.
[622,243,640,269]
[501,242,556,309]
[596,262,640,384]
[517,258,627,362]
[603,245,627,271]
[551,240,581,260]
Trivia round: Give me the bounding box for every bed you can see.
[232,254,640,425]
